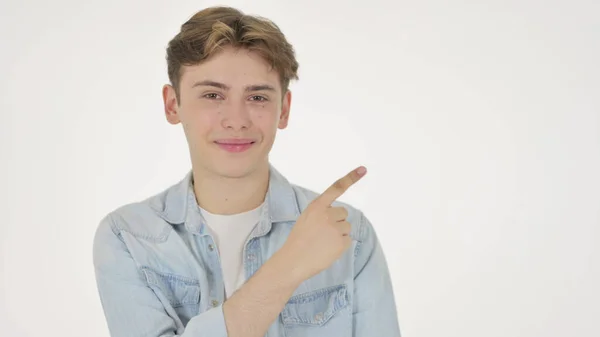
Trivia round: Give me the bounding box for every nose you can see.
[220,104,252,131]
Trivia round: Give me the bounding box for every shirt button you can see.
[208,244,215,251]
[314,312,324,321]
[211,299,219,307]
[247,254,256,261]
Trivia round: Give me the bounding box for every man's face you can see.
[162,46,291,179]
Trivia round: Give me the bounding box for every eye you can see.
[203,93,222,100]
[250,95,268,102]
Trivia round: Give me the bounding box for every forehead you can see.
[180,47,281,90]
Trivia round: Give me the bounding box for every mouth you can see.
[214,139,256,153]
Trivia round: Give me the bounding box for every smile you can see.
[214,139,256,153]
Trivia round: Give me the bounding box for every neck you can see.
[192,163,270,215]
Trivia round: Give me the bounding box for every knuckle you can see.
[336,207,348,219]
[333,178,345,190]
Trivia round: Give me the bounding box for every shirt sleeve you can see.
[352,211,402,337]
[92,214,229,337]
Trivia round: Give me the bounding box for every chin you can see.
[209,159,265,179]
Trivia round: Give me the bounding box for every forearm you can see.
[222,248,304,337]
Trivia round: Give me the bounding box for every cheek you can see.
[251,103,280,122]
[181,107,219,138]
[185,115,213,133]
[252,109,280,133]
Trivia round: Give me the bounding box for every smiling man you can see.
[93,6,401,337]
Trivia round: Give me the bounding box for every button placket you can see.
[204,235,224,308]
[243,238,260,277]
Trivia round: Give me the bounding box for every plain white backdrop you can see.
[1,0,599,336]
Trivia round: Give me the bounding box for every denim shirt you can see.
[93,164,401,337]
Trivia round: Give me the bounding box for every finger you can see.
[336,221,352,236]
[341,235,353,248]
[316,166,367,206]
[326,206,348,222]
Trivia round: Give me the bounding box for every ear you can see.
[278,90,292,129]
[163,84,181,125]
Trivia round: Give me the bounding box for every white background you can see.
[1,0,599,336]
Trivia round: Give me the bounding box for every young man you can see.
[93,6,401,337]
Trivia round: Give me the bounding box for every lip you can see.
[214,139,256,153]
[214,139,256,145]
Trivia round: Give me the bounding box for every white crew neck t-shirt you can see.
[199,202,264,299]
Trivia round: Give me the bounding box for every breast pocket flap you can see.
[141,267,200,307]
[281,284,349,326]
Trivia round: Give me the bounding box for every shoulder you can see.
[93,186,178,247]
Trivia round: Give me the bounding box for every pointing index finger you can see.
[316,166,367,206]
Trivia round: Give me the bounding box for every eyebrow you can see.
[191,80,276,92]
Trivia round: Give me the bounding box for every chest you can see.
[121,224,357,336]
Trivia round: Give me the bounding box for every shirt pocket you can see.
[141,266,201,325]
[281,284,352,337]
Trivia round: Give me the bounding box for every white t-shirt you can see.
[200,202,264,299]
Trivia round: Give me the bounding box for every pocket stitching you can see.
[282,284,349,326]
[141,266,201,307]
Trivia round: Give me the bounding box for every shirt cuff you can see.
[186,304,228,337]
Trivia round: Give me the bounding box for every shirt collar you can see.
[153,163,301,235]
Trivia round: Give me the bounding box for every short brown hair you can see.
[166,6,299,103]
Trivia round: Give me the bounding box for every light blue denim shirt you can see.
[93,164,401,337]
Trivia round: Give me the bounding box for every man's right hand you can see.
[221,166,368,337]
[280,166,367,282]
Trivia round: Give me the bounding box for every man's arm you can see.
[93,214,303,337]
[221,249,305,336]
[352,212,402,336]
